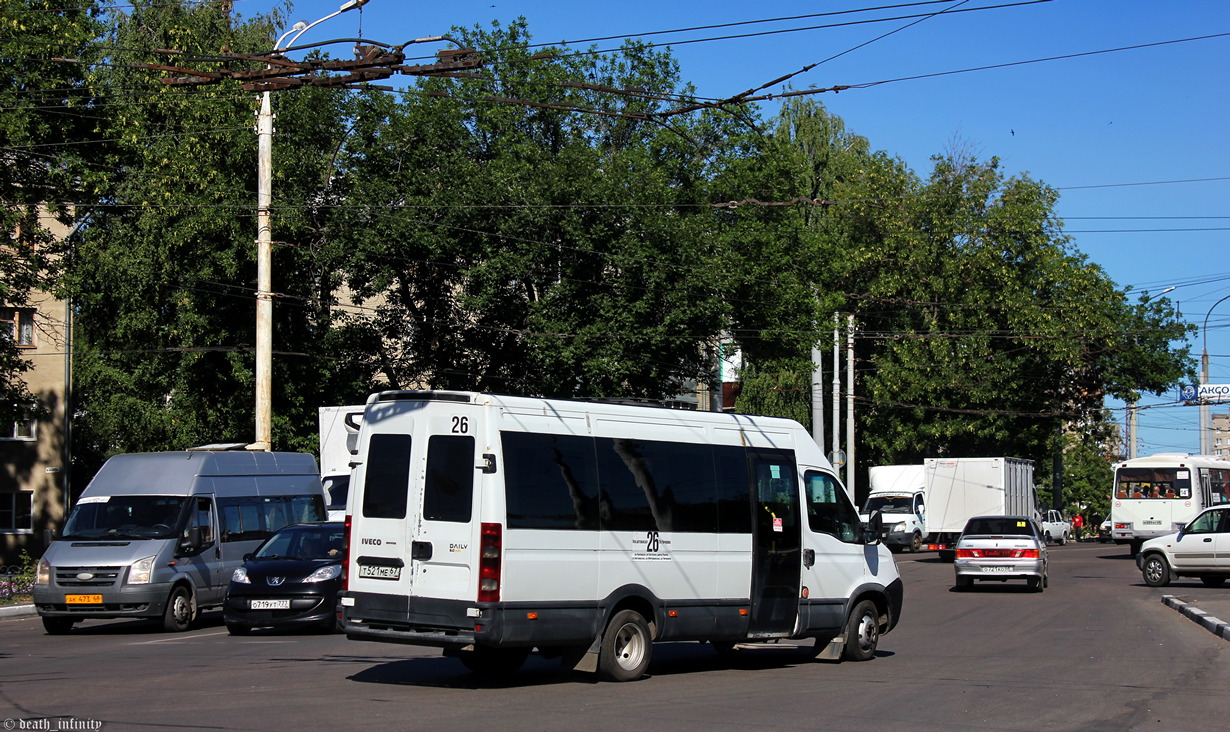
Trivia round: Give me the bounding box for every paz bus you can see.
[1110,452,1230,554]
[338,391,903,681]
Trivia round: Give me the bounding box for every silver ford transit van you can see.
[33,449,323,634]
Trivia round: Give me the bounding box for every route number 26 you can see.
[451,416,469,434]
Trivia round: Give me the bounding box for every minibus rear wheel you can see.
[598,609,652,681]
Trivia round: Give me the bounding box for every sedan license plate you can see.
[981,565,1011,573]
[250,599,290,610]
[65,594,103,604]
[357,564,401,581]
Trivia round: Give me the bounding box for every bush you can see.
[0,550,36,602]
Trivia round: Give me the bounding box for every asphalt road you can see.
[2,542,1228,732]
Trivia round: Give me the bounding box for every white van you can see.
[33,449,324,634]
[339,391,904,681]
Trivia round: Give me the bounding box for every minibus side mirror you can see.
[177,527,203,556]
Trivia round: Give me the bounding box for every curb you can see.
[0,603,36,619]
[1161,595,1230,641]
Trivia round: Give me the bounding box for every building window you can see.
[2,408,36,441]
[0,492,34,532]
[0,308,36,348]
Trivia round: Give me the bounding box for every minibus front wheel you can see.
[162,585,194,632]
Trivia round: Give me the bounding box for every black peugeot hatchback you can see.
[223,521,345,635]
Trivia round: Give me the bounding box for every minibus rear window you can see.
[363,434,412,519]
[424,435,474,523]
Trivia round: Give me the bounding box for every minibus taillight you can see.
[478,522,502,603]
[342,514,352,591]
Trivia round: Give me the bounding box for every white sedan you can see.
[954,515,1049,592]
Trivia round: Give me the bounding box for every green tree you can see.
[328,22,777,402]
[68,1,356,477]
[0,0,102,422]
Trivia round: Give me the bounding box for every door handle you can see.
[411,541,433,561]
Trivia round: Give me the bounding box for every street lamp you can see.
[250,0,371,451]
[1200,292,1230,456]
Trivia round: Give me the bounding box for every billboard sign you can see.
[1180,384,1230,404]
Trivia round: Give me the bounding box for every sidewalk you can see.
[1162,594,1230,641]
[0,602,35,619]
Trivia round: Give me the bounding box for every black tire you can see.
[908,532,923,553]
[954,575,973,590]
[41,616,74,635]
[1200,576,1227,588]
[1044,532,1053,544]
[598,609,652,681]
[225,621,251,636]
[458,646,530,677]
[1058,532,1068,546]
[841,600,880,662]
[1027,576,1043,592]
[1141,553,1171,587]
[162,585,194,632]
[1129,541,1143,557]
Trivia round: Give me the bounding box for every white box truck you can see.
[319,405,364,520]
[859,464,927,553]
[923,457,1036,561]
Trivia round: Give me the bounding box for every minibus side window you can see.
[713,445,752,534]
[363,434,412,520]
[503,431,599,530]
[424,435,474,523]
[804,471,861,543]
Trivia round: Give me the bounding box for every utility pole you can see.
[846,313,855,499]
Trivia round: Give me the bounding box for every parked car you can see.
[954,515,1048,592]
[1098,515,1113,543]
[1137,506,1230,588]
[223,521,344,635]
[1040,509,1071,545]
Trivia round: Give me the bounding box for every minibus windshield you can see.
[61,495,187,541]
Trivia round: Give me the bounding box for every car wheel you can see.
[1058,532,1067,546]
[909,532,923,553]
[841,600,880,661]
[162,585,194,632]
[458,646,531,677]
[1200,576,1227,588]
[598,609,653,681]
[1142,554,1171,587]
[41,617,74,635]
[1027,576,1043,592]
[225,621,251,636]
[1044,531,1052,544]
[954,575,973,590]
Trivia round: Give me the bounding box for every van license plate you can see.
[358,564,401,580]
[65,594,102,604]
[250,599,290,610]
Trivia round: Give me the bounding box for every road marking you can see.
[134,630,229,644]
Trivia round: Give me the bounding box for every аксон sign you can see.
[1180,384,1230,404]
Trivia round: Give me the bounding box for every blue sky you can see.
[238,0,1229,454]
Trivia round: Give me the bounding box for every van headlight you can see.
[128,555,157,585]
[36,557,51,587]
[232,567,250,584]
[891,521,907,533]
[304,565,341,583]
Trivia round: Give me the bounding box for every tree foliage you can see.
[0,0,102,422]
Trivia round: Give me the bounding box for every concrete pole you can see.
[252,90,273,452]
[811,344,824,449]
[846,314,855,499]
[831,313,840,466]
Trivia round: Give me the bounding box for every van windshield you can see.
[863,496,914,514]
[61,496,186,541]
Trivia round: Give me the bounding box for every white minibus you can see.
[339,391,903,681]
[1111,452,1230,554]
